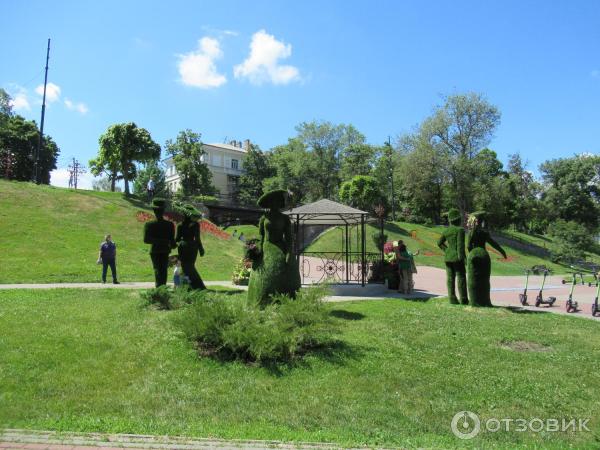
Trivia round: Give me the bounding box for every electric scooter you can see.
[535,269,557,307]
[592,280,600,317]
[565,272,579,313]
[519,269,531,306]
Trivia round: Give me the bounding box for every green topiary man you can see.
[247,190,301,307]
[143,198,176,287]
[437,208,468,305]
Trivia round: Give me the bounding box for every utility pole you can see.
[68,157,86,189]
[387,136,396,222]
[34,38,51,184]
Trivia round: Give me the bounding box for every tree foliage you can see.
[90,122,160,194]
[339,175,385,213]
[422,93,501,216]
[547,219,596,263]
[540,155,600,231]
[263,138,311,207]
[237,144,274,205]
[165,129,215,197]
[0,113,59,183]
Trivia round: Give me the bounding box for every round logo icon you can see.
[451,411,481,440]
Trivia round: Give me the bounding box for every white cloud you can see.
[234,30,300,85]
[177,37,227,88]
[50,168,95,190]
[64,98,89,114]
[5,84,30,111]
[10,92,30,111]
[35,82,61,102]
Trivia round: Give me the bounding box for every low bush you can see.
[176,287,335,363]
[140,285,202,310]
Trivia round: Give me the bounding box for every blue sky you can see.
[2,0,599,188]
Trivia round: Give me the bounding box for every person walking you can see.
[98,234,119,284]
[146,178,155,202]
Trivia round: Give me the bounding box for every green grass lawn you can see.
[0,180,244,283]
[1,288,599,448]
[308,221,577,276]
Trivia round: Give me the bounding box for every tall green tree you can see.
[395,133,445,223]
[165,129,215,197]
[339,143,376,181]
[540,154,600,231]
[263,138,311,206]
[237,144,274,205]
[90,122,160,195]
[295,121,366,200]
[0,114,59,183]
[422,92,501,216]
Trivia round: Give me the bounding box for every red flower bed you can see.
[135,211,230,240]
[135,211,153,222]
[200,220,230,240]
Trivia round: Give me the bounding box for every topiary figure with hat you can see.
[174,202,206,290]
[143,198,176,287]
[247,189,301,307]
[466,211,507,307]
[437,208,468,305]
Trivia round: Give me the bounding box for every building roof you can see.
[205,142,247,153]
[284,199,369,225]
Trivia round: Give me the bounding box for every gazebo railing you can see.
[299,251,381,285]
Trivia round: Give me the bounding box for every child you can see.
[172,256,183,287]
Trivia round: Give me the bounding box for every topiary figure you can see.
[437,208,468,305]
[466,211,507,307]
[143,198,176,287]
[247,190,301,307]
[174,202,206,290]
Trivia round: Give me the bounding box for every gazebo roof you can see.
[284,199,369,225]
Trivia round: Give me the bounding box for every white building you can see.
[164,139,249,202]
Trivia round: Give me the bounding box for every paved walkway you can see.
[0,429,345,450]
[1,267,598,320]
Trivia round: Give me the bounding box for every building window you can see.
[231,159,238,170]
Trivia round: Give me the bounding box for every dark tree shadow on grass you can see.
[329,309,366,320]
[504,306,551,315]
[383,223,410,236]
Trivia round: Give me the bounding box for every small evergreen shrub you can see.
[140,285,201,310]
[176,287,335,363]
[140,286,173,310]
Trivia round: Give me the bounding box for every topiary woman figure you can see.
[175,203,206,290]
[467,211,507,307]
[247,190,301,307]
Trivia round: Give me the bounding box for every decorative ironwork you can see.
[300,252,381,285]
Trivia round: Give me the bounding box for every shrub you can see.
[176,287,335,363]
[140,285,201,310]
[140,286,174,310]
[547,219,595,263]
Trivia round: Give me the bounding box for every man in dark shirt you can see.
[143,198,176,287]
[98,234,119,284]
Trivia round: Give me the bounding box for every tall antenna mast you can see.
[34,38,51,184]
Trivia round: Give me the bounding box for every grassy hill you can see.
[0,180,245,283]
[307,221,595,276]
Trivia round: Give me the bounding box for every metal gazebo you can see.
[284,199,380,286]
